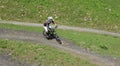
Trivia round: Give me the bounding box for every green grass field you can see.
[0,0,120,32]
[58,29,120,58]
[0,23,120,58]
[0,0,120,65]
[0,39,96,66]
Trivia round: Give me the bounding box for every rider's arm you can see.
[52,20,57,25]
[52,20,55,24]
[52,21,58,28]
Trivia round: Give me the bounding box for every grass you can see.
[0,23,120,58]
[0,0,120,32]
[58,29,120,58]
[0,39,97,66]
[0,23,43,32]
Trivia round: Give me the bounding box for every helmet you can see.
[48,16,53,20]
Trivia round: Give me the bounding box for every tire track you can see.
[0,29,120,66]
[0,20,120,37]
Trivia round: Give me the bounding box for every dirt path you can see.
[0,20,120,37]
[0,29,120,66]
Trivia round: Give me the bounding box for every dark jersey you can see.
[44,19,55,27]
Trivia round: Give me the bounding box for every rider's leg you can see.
[44,26,48,33]
[44,26,49,35]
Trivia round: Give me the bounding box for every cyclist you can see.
[43,16,57,34]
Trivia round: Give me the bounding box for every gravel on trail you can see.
[0,29,120,66]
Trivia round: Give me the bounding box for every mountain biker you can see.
[43,16,57,35]
[43,17,62,44]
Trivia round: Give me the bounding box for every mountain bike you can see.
[43,26,62,44]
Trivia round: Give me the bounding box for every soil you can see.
[0,29,120,66]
